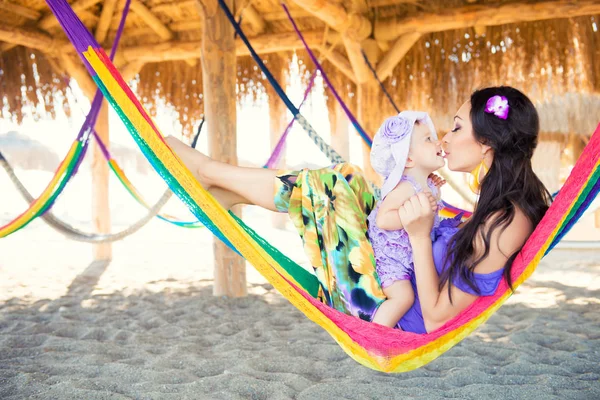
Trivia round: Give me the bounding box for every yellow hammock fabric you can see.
[47,0,600,373]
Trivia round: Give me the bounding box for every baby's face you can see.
[409,122,445,172]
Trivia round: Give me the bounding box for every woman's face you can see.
[443,101,491,172]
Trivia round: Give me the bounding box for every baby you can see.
[368,111,446,328]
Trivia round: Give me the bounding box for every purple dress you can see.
[367,176,443,288]
[398,215,504,333]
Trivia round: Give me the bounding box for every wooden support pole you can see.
[376,32,421,81]
[198,0,247,298]
[57,49,114,260]
[357,82,382,186]
[266,55,288,229]
[330,99,350,161]
[374,0,600,41]
[532,139,562,194]
[92,100,112,260]
[130,0,174,40]
[95,0,119,43]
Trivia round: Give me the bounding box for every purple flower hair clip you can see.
[485,95,510,120]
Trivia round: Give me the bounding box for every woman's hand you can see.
[398,192,437,239]
[428,173,446,189]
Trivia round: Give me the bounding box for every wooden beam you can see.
[0,24,59,51]
[38,0,103,31]
[377,40,390,52]
[343,37,379,84]
[120,40,200,63]
[197,0,247,298]
[0,42,14,52]
[0,0,40,20]
[369,0,420,6]
[262,9,312,21]
[473,25,486,36]
[375,0,600,41]
[130,0,173,40]
[350,0,369,14]
[239,29,323,56]
[291,0,371,41]
[316,45,356,83]
[58,53,97,100]
[241,4,266,34]
[117,30,325,63]
[376,32,421,80]
[184,58,198,67]
[95,0,119,43]
[120,60,145,82]
[151,0,196,14]
[170,20,201,32]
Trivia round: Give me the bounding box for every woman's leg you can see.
[165,136,279,212]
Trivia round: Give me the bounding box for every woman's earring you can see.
[468,157,489,194]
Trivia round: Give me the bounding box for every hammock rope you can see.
[46,0,600,373]
[1,150,172,242]
[216,0,345,165]
[0,0,131,238]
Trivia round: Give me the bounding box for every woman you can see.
[166,86,551,333]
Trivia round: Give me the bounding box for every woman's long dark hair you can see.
[440,86,552,300]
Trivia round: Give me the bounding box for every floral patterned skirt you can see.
[274,163,386,321]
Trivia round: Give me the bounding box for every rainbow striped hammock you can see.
[47,0,600,373]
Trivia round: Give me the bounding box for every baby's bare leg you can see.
[371,280,415,328]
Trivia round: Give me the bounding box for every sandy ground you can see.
[1,172,600,399]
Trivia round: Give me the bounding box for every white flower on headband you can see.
[379,116,412,144]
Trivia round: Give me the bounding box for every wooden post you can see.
[531,138,561,194]
[266,55,288,229]
[199,0,247,297]
[92,100,112,260]
[357,82,382,185]
[330,99,350,161]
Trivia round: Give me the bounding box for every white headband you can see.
[370,111,437,199]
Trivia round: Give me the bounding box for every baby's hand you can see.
[428,173,446,188]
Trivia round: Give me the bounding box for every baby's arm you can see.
[375,181,416,231]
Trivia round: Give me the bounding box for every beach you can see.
[1,172,599,399]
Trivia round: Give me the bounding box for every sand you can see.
[1,172,600,399]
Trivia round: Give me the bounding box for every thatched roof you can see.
[1,0,599,137]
